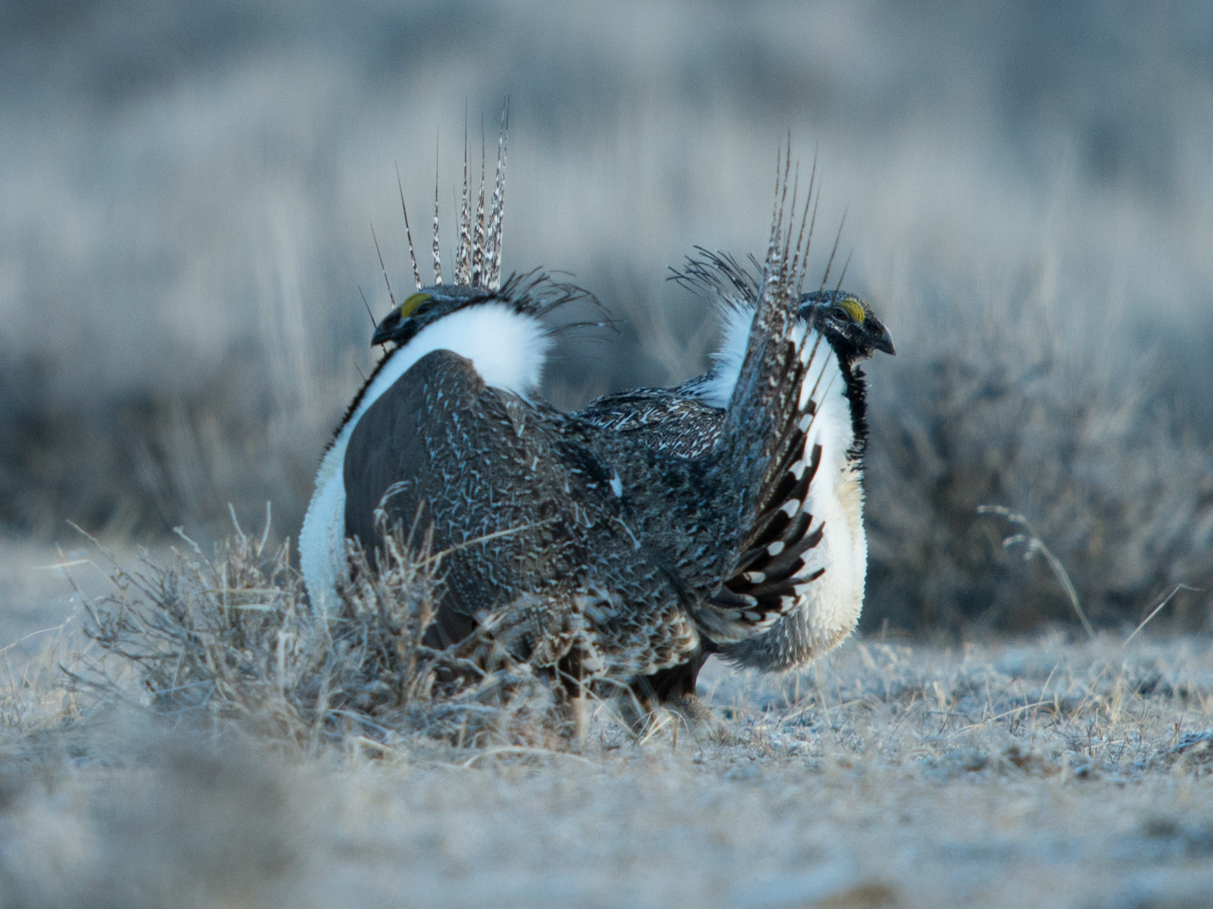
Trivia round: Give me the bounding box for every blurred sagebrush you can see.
[2,0,1211,636]
[862,284,1213,635]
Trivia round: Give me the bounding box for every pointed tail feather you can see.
[397,164,422,290]
[694,148,835,643]
[456,123,471,284]
[471,130,487,285]
[486,102,508,290]
[432,161,443,285]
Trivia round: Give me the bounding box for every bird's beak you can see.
[371,308,406,346]
[868,319,896,356]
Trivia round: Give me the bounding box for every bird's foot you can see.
[617,693,738,745]
[663,694,740,745]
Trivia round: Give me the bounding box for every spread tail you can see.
[694,145,835,643]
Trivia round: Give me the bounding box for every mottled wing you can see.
[343,349,700,673]
[343,349,573,644]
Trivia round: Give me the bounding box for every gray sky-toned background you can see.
[2,0,1210,631]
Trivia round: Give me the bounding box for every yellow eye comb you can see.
[839,298,866,324]
[400,292,431,318]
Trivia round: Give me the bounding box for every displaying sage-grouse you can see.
[575,247,894,702]
[301,137,837,718]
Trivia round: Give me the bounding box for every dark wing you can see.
[343,349,701,673]
[344,349,581,644]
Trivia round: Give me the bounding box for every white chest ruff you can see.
[795,462,867,654]
[299,304,551,615]
[792,347,867,654]
[694,309,869,665]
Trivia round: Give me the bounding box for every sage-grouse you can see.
[300,138,834,716]
[575,249,894,702]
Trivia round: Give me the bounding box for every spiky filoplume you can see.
[303,134,837,725]
[485,110,507,288]
[302,114,516,618]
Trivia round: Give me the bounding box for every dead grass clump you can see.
[75,512,568,752]
[0,628,87,775]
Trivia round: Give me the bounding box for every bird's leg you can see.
[569,682,588,742]
[556,654,590,743]
[618,648,735,742]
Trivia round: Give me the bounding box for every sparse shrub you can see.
[863,288,1213,636]
[76,512,571,751]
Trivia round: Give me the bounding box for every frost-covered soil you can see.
[1,542,1212,909]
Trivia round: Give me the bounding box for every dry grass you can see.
[59,513,575,754]
[2,537,1213,907]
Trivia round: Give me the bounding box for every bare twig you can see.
[978,505,1095,639]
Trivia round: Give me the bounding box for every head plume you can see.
[400,102,509,293]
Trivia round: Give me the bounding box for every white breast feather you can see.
[796,353,866,653]
[300,303,552,614]
[690,303,867,658]
[694,301,756,409]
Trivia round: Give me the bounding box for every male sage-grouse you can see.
[575,245,894,704]
[300,136,840,721]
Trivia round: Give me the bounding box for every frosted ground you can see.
[2,2,1213,907]
[2,1,1210,632]
[2,543,1213,909]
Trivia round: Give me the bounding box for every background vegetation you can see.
[1,0,1210,635]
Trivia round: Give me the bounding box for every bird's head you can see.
[371,285,502,348]
[371,272,600,351]
[799,290,895,362]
